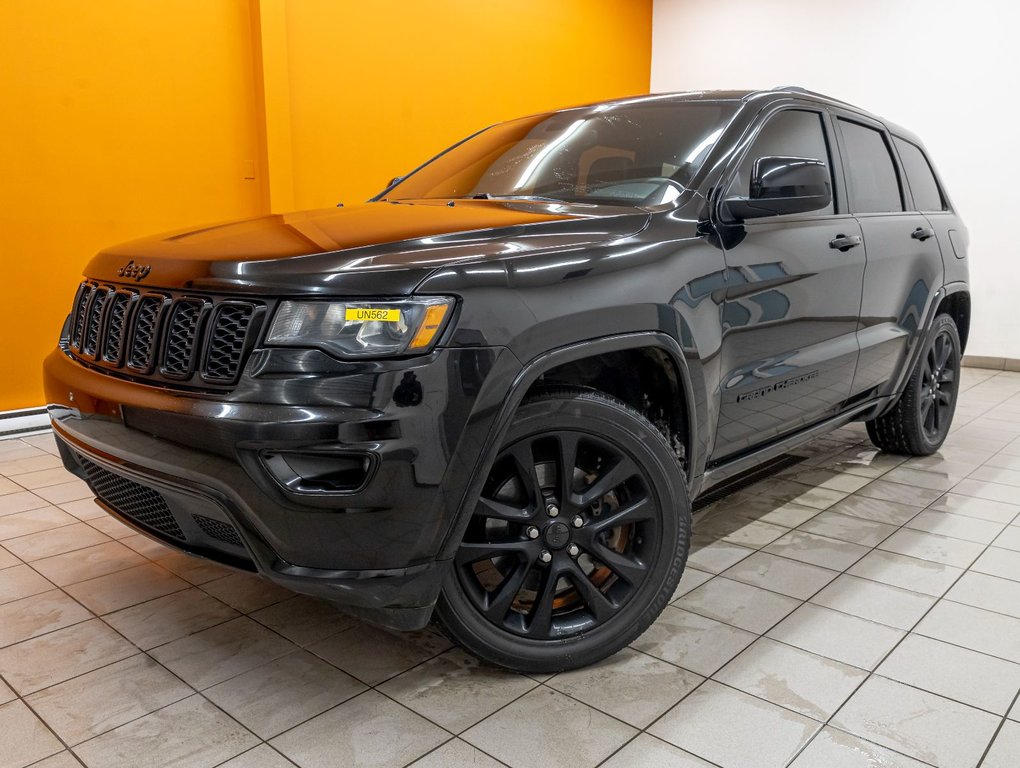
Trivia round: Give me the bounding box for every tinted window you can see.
[388,102,738,206]
[838,119,903,213]
[894,137,945,211]
[729,110,834,215]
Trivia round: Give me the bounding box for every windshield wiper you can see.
[468,193,565,203]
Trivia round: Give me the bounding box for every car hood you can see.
[84,199,650,295]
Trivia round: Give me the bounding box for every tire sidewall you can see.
[437,390,691,673]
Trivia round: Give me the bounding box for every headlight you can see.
[266,297,455,358]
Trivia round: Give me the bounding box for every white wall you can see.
[652,0,1019,360]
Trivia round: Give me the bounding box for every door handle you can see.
[912,226,936,241]
[829,234,862,252]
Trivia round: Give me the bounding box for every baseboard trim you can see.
[0,407,51,439]
[963,356,1020,372]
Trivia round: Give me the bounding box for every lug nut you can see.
[546,504,559,517]
[539,550,552,563]
[526,526,540,539]
[567,544,580,557]
[572,516,583,528]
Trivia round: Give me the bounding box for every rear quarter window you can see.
[893,137,947,212]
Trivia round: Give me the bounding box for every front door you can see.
[712,107,866,460]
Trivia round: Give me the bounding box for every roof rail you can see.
[771,85,841,102]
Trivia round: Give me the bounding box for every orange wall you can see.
[0,0,652,410]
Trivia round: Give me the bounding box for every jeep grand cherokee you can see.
[44,87,969,672]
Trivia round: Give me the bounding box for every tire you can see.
[436,387,691,673]
[866,314,962,456]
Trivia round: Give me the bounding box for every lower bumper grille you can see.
[78,456,186,541]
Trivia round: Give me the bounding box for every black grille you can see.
[78,456,186,541]
[128,295,164,371]
[67,281,260,388]
[162,299,206,377]
[204,304,254,382]
[102,292,132,363]
[193,514,244,547]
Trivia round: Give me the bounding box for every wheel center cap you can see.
[544,521,571,550]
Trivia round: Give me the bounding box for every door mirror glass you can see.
[724,156,832,220]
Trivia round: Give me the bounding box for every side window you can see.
[893,137,946,212]
[729,109,835,215]
[837,119,903,213]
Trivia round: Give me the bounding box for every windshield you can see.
[386,101,738,207]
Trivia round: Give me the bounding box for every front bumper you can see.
[44,343,519,629]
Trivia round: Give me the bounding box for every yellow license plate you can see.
[345,307,401,322]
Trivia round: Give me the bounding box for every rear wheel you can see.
[866,314,961,455]
[436,388,690,673]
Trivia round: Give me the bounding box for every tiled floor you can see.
[2,369,1020,768]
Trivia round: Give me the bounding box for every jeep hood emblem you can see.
[117,260,151,282]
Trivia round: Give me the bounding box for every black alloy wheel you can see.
[436,387,690,673]
[866,313,962,456]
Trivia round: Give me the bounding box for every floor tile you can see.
[971,546,1020,581]
[118,532,174,560]
[1,522,111,561]
[946,570,1020,619]
[0,490,51,516]
[600,733,714,768]
[882,466,961,491]
[715,637,867,720]
[878,528,984,568]
[57,497,106,521]
[379,648,537,732]
[0,545,17,570]
[26,654,193,744]
[671,566,713,600]
[0,619,137,695]
[0,507,77,541]
[0,677,13,705]
[877,633,1020,715]
[250,595,356,647]
[649,679,819,768]
[824,495,922,526]
[27,753,84,768]
[546,647,701,728]
[33,480,93,505]
[685,537,753,573]
[789,725,930,768]
[905,510,1005,544]
[719,497,821,528]
[982,720,1020,768]
[970,464,1020,487]
[767,603,904,670]
[677,577,800,633]
[308,623,451,686]
[951,478,1020,505]
[798,509,897,547]
[926,493,1020,524]
[915,600,1020,663]
[408,739,505,768]
[631,606,756,676]
[84,514,134,539]
[74,695,258,768]
[0,589,92,647]
[0,563,54,605]
[692,513,789,548]
[0,452,62,477]
[205,650,365,739]
[810,574,935,630]
[462,686,637,768]
[994,525,1020,552]
[856,479,944,506]
[755,479,849,510]
[200,572,293,613]
[0,699,63,768]
[785,469,873,494]
[12,467,78,490]
[848,549,963,596]
[149,616,297,690]
[65,562,188,615]
[218,745,297,768]
[272,690,449,768]
[763,530,869,570]
[104,587,239,650]
[31,541,146,587]
[721,551,838,600]
[831,676,999,768]
[153,551,233,585]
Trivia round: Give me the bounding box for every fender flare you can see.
[435,331,702,561]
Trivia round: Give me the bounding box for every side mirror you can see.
[723,156,831,220]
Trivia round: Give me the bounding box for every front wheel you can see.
[436,388,691,673]
[866,314,962,456]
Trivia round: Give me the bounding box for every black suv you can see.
[45,87,969,672]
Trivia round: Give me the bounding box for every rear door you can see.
[712,106,866,460]
[832,114,944,398]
